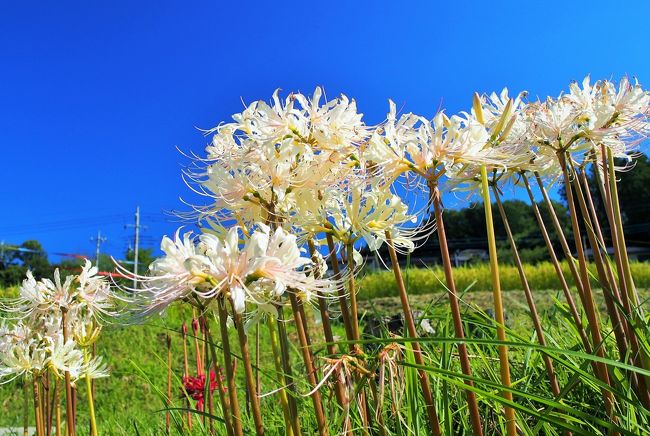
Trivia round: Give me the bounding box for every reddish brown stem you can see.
[166,333,172,436]
[325,233,354,342]
[289,292,329,436]
[521,174,592,353]
[181,323,193,430]
[60,309,75,436]
[308,239,348,411]
[385,230,442,436]
[201,314,233,436]
[233,310,265,435]
[216,301,244,436]
[557,152,615,418]
[430,183,484,436]
[572,166,629,358]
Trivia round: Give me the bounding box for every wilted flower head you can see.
[182,369,222,411]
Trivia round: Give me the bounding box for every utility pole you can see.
[90,231,107,268]
[125,206,146,289]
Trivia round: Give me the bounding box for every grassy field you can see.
[1,263,649,434]
[357,261,650,298]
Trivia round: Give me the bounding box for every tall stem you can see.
[556,152,615,417]
[288,292,329,436]
[23,378,29,436]
[345,241,371,432]
[255,325,261,400]
[606,147,641,313]
[166,334,172,436]
[202,319,215,435]
[572,166,629,359]
[33,376,44,436]
[385,230,442,436]
[43,372,50,436]
[216,300,244,436]
[493,186,561,397]
[534,172,587,301]
[55,379,61,436]
[233,310,265,435]
[307,238,348,412]
[579,168,650,408]
[181,323,193,430]
[479,166,516,436]
[521,174,592,353]
[84,350,99,436]
[596,149,636,344]
[192,315,203,375]
[276,307,300,427]
[60,309,75,436]
[325,233,354,341]
[268,316,299,436]
[201,314,233,436]
[430,183,484,436]
[346,241,361,345]
[604,147,650,400]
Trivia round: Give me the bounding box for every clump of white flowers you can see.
[106,77,650,436]
[134,77,650,324]
[131,224,337,322]
[0,261,119,384]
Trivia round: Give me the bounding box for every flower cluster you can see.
[135,76,649,324]
[365,76,649,192]
[134,224,335,322]
[192,88,368,226]
[0,261,116,384]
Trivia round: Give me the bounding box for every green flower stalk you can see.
[492,185,561,397]
[480,166,516,436]
[84,349,98,436]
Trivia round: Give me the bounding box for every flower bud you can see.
[192,318,200,334]
[473,92,485,125]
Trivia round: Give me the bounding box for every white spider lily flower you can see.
[135,224,337,318]
[76,259,116,318]
[48,337,84,379]
[364,101,420,180]
[130,230,213,316]
[366,99,524,187]
[185,88,368,228]
[200,224,334,314]
[77,355,109,382]
[7,269,76,321]
[328,181,419,254]
[0,323,48,381]
[525,76,649,165]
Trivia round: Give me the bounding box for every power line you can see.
[0,215,129,237]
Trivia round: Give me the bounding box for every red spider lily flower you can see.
[181,369,225,410]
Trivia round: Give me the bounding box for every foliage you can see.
[0,240,51,287]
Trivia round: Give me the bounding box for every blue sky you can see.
[1,1,649,261]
